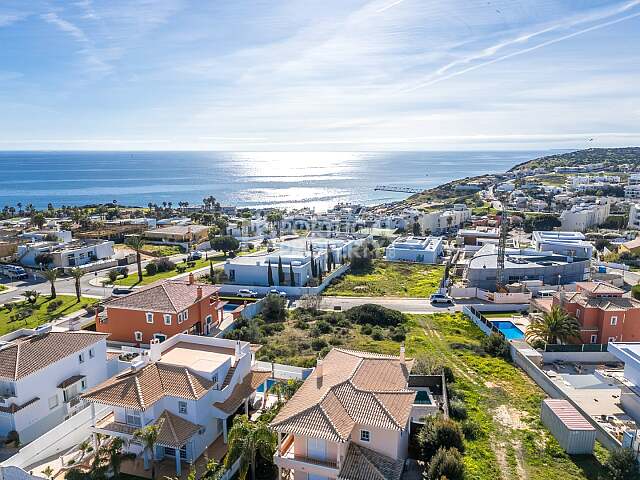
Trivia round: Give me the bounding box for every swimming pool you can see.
[491,321,525,341]
[223,304,240,312]
[414,391,432,405]
[256,378,278,393]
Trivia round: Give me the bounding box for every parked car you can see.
[269,289,287,298]
[238,289,258,298]
[188,251,203,261]
[0,264,28,280]
[430,293,454,305]
[112,287,134,296]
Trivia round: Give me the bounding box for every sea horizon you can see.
[2,150,555,211]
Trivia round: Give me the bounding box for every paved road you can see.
[319,296,458,313]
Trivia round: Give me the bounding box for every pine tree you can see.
[277,256,285,285]
[267,259,274,286]
[289,263,295,287]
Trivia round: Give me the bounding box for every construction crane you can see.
[495,196,509,292]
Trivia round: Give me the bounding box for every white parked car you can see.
[430,293,454,305]
[238,289,258,298]
[269,289,287,298]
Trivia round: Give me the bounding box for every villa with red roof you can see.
[98,275,225,345]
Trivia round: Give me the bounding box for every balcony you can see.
[94,412,139,436]
[274,435,339,476]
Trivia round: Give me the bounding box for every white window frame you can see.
[183,310,188,320]
[154,333,167,342]
[178,401,188,414]
[608,336,617,343]
[360,430,370,442]
[610,316,618,326]
[178,312,183,324]
[48,395,59,410]
[576,308,581,318]
[212,373,219,388]
[134,331,143,342]
[126,410,142,427]
[78,353,85,364]
[146,312,154,324]
[81,379,87,390]
[164,314,172,326]
[89,348,95,359]
[590,334,597,344]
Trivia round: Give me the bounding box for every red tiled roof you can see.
[105,280,219,313]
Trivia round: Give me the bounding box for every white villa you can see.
[385,236,444,264]
[82,334,270,476]
[0,327,109,444]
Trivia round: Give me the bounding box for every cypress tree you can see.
[289,263,295,286]
[209,260,214,283]
[278,256,285,285]
[318,264,323,283]
[267,259,274,286]
[311,252,317,277]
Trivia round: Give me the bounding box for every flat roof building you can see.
[385,236,444,264]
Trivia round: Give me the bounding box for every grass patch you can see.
[0,285,7,292]
[482,311,521,319]
[142,243,184,257]
[0,295,98,335]
[114,255,225,286]
[323,260,444,297]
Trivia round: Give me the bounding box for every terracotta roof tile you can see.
[213,370,271,414]
[83,362,213,410]
[105,280,219,313]
[338,443,403,480]
[155,410,201,447]
[271,348,415,442]
[0,331,107,380]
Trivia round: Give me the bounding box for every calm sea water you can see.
[0,151,549,210]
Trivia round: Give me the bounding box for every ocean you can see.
[0,150,549,210]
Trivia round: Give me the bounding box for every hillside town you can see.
[4,148,640,480]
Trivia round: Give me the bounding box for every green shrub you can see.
[311,338,328,351]
[448,399,468,421]
[262,294,287,323]
[145,262,158,276]
[346,304,405,327]
[315,319,333,334]
[361,324,372,335]
[461,419,483,440]
[176,265,187,274]
[481,333,512,360]
[426,447,465,480]
[371,327,385,341]
[632,285,640,301]
[418,416,465,461]
[604,448,640,480]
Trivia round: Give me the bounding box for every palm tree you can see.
[133,425,159,480]
[125,235,145,283]
[108,437,125,479]
[225,415,276,480]
[526,306,581,345]
[42,268,59,299]
[42,466,54,480]
[69,267,84,302]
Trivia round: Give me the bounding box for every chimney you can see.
[316,358,324,386]
[235,340,242,361]
[188,273,195,285]
[400,343,405,365]
[196,285,203,300]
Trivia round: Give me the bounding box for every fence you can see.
[463,305,506,339]
[254,361,313,381]
[544,344,608,353]
[1,405,110,471]
[509,344,621,452]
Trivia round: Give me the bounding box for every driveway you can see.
[319,296,457,313]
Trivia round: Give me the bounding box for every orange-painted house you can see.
[98,275,225,344]
[551,282,640,344]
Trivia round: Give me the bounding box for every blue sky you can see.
[0,0,639,151]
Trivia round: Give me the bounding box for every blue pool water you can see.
[223,304,240,312]
[256,378,278,393]
[491,321,525,341]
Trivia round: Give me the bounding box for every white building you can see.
[83,334,270,476]
[625,185,640,200]
[629,204,640,230]
[417,205,471,234]
[385,236,444,264]
[532,231,594,259]
[0,327,109,444]
[17,238,115,268]
[559,199,610,232]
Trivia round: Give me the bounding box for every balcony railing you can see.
[275,435,338,471]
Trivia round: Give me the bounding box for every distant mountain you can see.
[509,147,640,172]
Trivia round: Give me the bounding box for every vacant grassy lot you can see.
[323,260,444,297]
[142,243,184,257]
[0,295,98,335]
[114,256,225,286]
[242,309,608,479]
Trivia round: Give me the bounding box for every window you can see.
[154,333,167,342]
[608,336,617,343]
[610,316,618,326]
[590,335,598,344]
[183,310,188,320]
[178,312,183,324]
[78,353,85,364]
[212,373,219,388]
[126,410,142,427]
[205,315,212,325]
[48,395,59,410]
[164,314,172,325]
[146,312,154,324]
[576,308,581,318]
[81,379,87,390]
[360,430,370,442]
[178,401,188,414]
[134,331,143,342]
[89,348,95,359]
